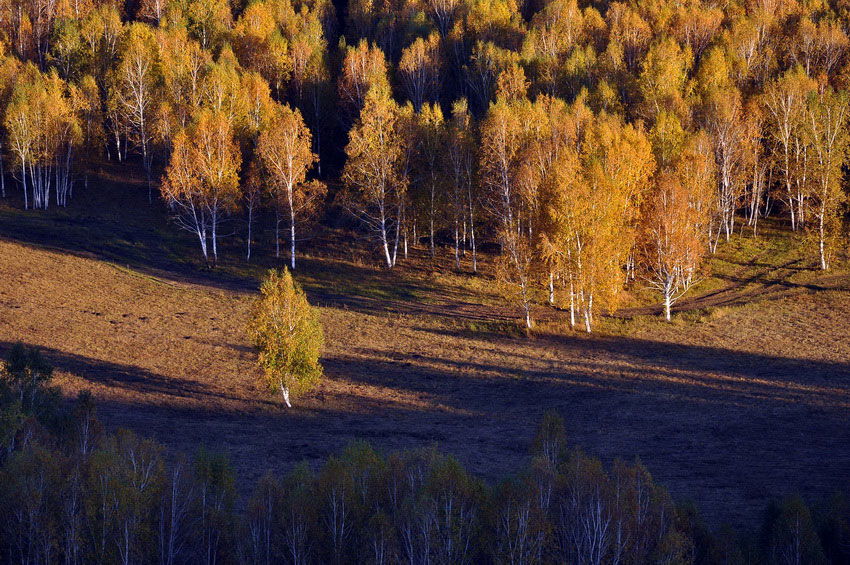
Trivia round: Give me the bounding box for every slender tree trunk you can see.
[429,203,435,259]
[523,295,532,330]
[246,202,253,261]
[569,279,575,329]
[548,272,555,306]
[391,202,401,267]
[819,209,827,270]
[196,224,209,265]
[0,140,5,198]
[467,183,477,273]
[315,128,322,177]
[454,219,460,270]
[289,189,296,270]
[381,213,392,269]
[143,139,152,204]
[789,199,796,231]
[211,209,218,266]
[20,157,27,210]
[461,217,467,256]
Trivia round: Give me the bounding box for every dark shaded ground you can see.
[2,167,850,529]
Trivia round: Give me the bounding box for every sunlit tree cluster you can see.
[0,0,849,325]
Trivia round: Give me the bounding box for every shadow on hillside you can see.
[620,256,848,319]
[335,331,850,412]
[0,191,258,293]
[0,203,509,325]
[0,176,475,317]
[0,341,277,410]
[3,333,850,529]
[46,333,850,530]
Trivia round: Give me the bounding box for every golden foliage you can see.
[247,268,324,407]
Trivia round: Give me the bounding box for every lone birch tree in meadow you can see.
[256,102,326,268]
[248,268,323,408]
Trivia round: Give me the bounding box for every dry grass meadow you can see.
[2,166,850,528]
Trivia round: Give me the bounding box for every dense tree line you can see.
[2,344,849,564]
[2,0,850,327]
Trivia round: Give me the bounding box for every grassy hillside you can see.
[2,171,850,528]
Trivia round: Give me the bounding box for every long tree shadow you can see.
[67,334,850,530]
[319,333,850,526]
[336,331,850,412]
[0,209,512,328]
[0,341,276,410]
[4,333,848,530]
[0,186,489,320]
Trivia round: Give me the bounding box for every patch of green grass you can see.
[463,320,526,338]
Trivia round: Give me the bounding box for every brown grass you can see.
[2,173,850,529]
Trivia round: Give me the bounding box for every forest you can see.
[0,0,848,327]
[1,0,850,559]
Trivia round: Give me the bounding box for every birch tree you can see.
[157,27,210,141]
[804,86,848,270]
[447,98,477,272]
[540,107,654,332]
[248,268,324,408]
[232,1,292,96]
[701,85,747,245]
[676,131,717,250]
[480,94,535,328]
[415,102,446,259]
[160,127,209,260]
[256,103,326,269]
[398,33,442,113]
[337,40,389,124]
[762,68,816,231]
[113,22,162,202]
[639,173,708,321]
[5,66,80,210]
[0,49,21,200]
[160,109,242,265]
[341,86,407,268]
